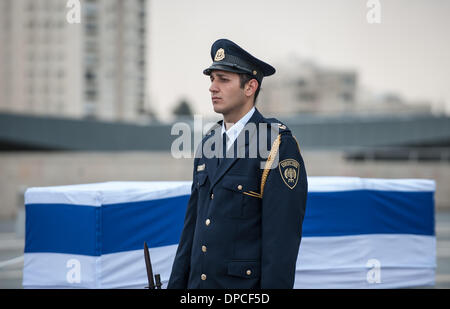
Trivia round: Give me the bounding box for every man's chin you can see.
[212,104,227,115]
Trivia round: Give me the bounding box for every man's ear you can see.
[245,79,259,97]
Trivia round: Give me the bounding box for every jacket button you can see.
[237,185,243,190]
[202,245,207,253]
[201,274,207,281]
[210,193,214,199]
[246,269,252,276]
[205,219,211,226]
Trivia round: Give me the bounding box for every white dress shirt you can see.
[221,107,255,151]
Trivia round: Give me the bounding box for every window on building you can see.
[297,79,307,87]
[298,92,316,102]
[85,70,96,81]
[85,89,98,101]
[340,92,354,103]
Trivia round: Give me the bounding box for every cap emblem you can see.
[214,48,225,61]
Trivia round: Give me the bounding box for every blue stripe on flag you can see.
[25,203,100,256]
[25,195,190,255]
[303,190,435,237]
[101,195,189,254]
[25,189,434,256]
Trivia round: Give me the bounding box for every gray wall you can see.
[1,151,448,219]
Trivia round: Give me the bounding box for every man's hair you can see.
[238,73,261,104]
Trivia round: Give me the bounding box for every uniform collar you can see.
[221,106,255,149]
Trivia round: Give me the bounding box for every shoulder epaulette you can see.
[263,117,291,135]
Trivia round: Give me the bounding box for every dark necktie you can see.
[218,133,229,166]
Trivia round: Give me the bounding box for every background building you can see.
[258,58,432,116]
[259,60,357,115]
[0,0,149,123]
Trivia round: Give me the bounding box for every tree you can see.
[173,99,194,118]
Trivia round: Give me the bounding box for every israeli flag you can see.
[22,177,435,288]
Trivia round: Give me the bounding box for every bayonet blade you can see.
[144,241,155,289]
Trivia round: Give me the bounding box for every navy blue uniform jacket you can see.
[167,109,308,289]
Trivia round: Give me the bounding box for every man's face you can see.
[209,70,246,115]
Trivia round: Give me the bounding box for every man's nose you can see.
[209,81,219,93]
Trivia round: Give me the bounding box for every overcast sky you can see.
[147,0,450,121]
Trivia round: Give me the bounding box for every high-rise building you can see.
[0,0,148,122]
[259,60,357,116]
[258,58,432,116]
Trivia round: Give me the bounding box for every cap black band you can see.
[204,53,264,81]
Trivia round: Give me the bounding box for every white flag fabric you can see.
[22,177,436,288]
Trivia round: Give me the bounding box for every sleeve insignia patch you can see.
[278,159,300,189]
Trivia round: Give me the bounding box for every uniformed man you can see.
[167,39,308,289]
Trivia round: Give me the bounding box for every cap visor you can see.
[203,63,249,75]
